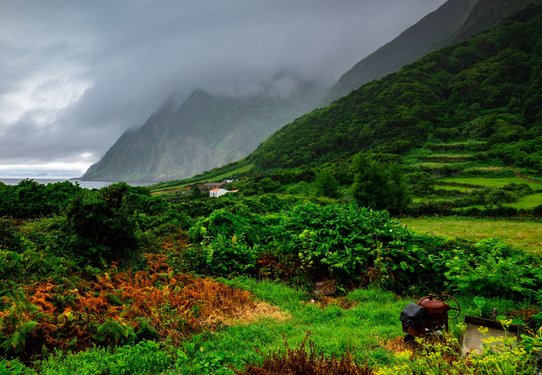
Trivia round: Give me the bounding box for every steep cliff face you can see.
[322,0,534,105]
[82,79,326,182]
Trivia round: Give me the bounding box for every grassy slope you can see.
[150,163,254,195]
[35,276,525,374]
[40,278,511,375]
[508,192,542,209]
[401,217,542,254]
[176,280,405,372]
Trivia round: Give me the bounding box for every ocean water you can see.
[0,178,153,189]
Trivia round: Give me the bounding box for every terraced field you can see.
[405,142,542,210]
[507,193,542,209]
[438,176,542,190]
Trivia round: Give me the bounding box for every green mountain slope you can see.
[322,0,534,104]
[82,79,326,182]
[248,4,542,172]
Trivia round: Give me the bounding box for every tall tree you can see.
[315,169,341,198]
[352,154,411,213]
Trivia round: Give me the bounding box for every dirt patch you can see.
[309,296,357,310]
[214,301,291,327]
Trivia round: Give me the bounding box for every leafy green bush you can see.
[0,218,24,253]
[533,204,542,217]
[405,171,435,195]
[276,203,422,290]
[0,250,24,280]
[0,358,28,375]
[0,218,72,283]
[444,238,541,300]
[189,208,278,247]
[0,180,82,219]
[315,169,341,198]
[183,197,542,300]
[474,188,519,210]
[64,183,144,265]
[190,234,259,276]
[0,297,40,357]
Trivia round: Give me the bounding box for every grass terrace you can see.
[401,217,542,255]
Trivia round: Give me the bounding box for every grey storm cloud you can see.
[0,0,446,177]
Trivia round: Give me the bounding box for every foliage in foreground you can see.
[0,179,541,374]
[0,253,270,359]
[188,202,542,301]
[3,276,540,374]
[377,330,539,375]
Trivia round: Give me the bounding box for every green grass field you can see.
[425,141,487,148]
[434,184,476,192]
[505,193,542,209]
[401,217,542,254]
[200,163,254,182]
[425,153,476,158]
[438,176,542,190]
[37,276,527,374]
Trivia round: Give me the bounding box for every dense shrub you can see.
[0,250,25,281]
[315,169,341,198]
[474,188,519,210]
[188,234,259,276]
[0,218,24,253]
[444,238,542,301]
[64,183,144,265]
[187,208,278,276]
[274,203,422,290]
[352,154,411,214]
[0,180,82,219]
[405,171,435,195]
[184,202,542,300]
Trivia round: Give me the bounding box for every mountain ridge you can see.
[246,3,542,173]
[322,0,534,105]
[82,79,327,182]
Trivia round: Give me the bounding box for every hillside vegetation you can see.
[249,4,542,174]
[323,0,534,104]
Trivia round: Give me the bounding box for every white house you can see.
[209,188,229,198]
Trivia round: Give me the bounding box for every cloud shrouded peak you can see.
[0,0,446,178]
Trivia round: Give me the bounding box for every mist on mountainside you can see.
[82,74,328,182]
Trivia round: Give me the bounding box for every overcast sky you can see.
[0,0,446,178]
